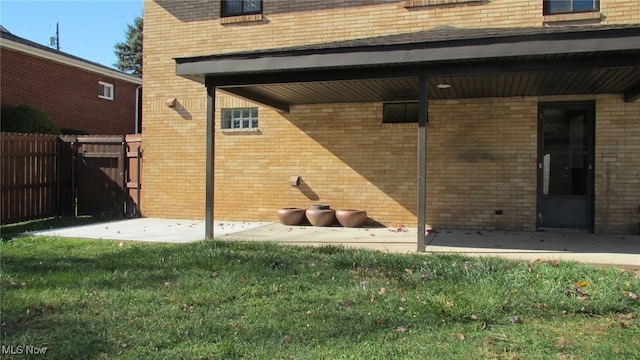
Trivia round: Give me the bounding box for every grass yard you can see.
[1,231,639,359]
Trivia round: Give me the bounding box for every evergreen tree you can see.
[114,16,142,76]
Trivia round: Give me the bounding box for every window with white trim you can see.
[543,0,598,15]
[98,81,114,100]
[221,107,259,129]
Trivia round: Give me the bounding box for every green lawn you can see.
[1,232,638,359]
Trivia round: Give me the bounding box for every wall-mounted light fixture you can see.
[165,98,177,107]
[289,175,301,187]
[437,83,452,89]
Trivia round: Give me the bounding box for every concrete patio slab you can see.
[30,218,639,269]
[425,229,640,269]
[218,223,640,269]
[32,218,270,243]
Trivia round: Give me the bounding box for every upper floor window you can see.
[221,0,262,17]
[543,0,598,15]
[98,81,114,100]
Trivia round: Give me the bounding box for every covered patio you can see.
[175,24,640,251]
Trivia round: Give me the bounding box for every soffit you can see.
[228,66,640,104]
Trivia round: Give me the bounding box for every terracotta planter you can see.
[305,206,336,226]
[336,209,368,227]
[309,204,330,210]
[277,207,306,225]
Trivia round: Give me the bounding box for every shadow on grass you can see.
[1,242,192,292]
[1,216,120,241]
[0,241,209,357]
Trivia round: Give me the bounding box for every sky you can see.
[0,0,143,69]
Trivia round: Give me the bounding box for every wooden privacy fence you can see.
[1,133,142,224]
[1,133,58,223]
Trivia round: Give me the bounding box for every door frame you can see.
[537,101,595,231]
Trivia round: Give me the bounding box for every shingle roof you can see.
[297,24,640,49]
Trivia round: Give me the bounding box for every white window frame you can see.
[98,81,114,100]
[221,107,259,130]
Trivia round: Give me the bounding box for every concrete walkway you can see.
[32,218,639,269]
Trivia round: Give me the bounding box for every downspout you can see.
[135,86,142,134]
[71,140,77,217]
[55,138,60,217]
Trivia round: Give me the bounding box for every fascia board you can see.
[177,35,640,77]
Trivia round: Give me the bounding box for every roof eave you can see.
[1,34,142,85]
[176,28,640,84]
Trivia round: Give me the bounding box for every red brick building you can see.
[1,28,142,135]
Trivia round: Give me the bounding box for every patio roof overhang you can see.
[176,25,640,112]
[174,25,640,250]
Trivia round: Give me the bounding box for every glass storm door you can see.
[538,102,594,230]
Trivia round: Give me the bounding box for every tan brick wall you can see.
[214,102,417,225]
[142,0,640,232]
[594,95,640,234]
[427,97,538,231]
[601,0,640,23]
[153,96,539,229]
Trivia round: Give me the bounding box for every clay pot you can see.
[309,204,330,210]
[336,209,368,227]
[277,207,306,225]
[305,206,336,226]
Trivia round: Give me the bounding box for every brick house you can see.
[143,0,640,247]
[1,28,142,135]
